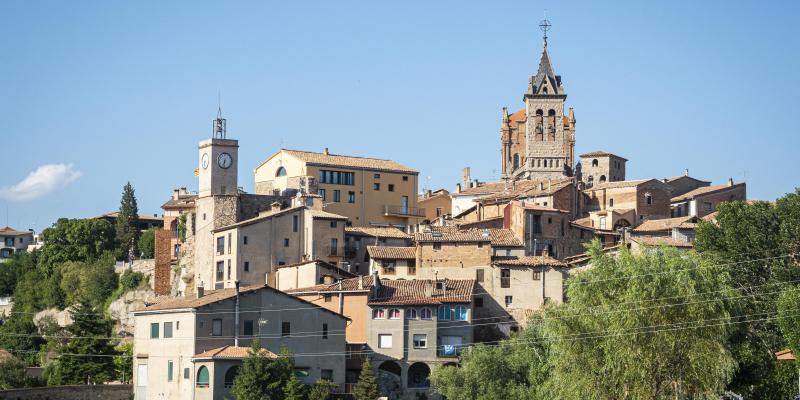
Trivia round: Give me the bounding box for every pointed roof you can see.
[531,44,560,95]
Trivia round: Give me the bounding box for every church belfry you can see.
[500,18,576,181]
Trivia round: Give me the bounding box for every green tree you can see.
[354,359,381,400]
[694,193,800,398]
[0,252,34,296]
[284,374,308,400]
[231,341,294,400]
[308,379,336,400]
[431,316,551,400]
[58,253,117,308]
[0,356,29,389]
[116,182,140,261]
[0,312,42,365]
[47,300,117,385]
[39,218,116,268]
[543,242,734,399]
[138,228,155,259]
[114,342,133,383]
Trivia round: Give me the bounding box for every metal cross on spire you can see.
[539,11,552,47]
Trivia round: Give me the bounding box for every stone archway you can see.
[377,360,402,397]
[407,362,431,388]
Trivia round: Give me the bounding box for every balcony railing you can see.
[384,205,426,217]
[438,346,462,358]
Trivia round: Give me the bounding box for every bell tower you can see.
[198,106,239,198]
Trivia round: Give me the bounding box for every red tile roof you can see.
[494,256,566,267]
[264,149,418,174]
[671,183,745,202]
[775,348,796,361]
[414,228,522,247]
[193,345,278,360]
[367,246,416,260]
[579,150,628,161]
[285,276,374,294]
[369,279,475,306]
[345,226,411,239]
[630,236,693,248]
[0,227,31,236]
[632,216,697,233]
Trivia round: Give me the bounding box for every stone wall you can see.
[0,384,132,400]
[154,229,172,296]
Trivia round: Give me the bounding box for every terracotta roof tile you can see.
[477,178,573,204]
[414,228,522,247]
[0,226,31,236]
[307,209,349,220]
[193,345,278,360]
[630,236,693,248]
[274,259,357,277]
[579,150,628,161]
[285,276,375,294]
[369,279,475,305]
[161,194,197,210]
[775,348,796,361]
[276,149,417,174]
[96,212,164,222]
[367,246,416,260]
[585,179,658,190]
[671,183,745,202]
[632,216,697,233]
[345,226,411,239]
[494,255,566,267]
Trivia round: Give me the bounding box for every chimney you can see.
[372,270,381,288]
[684,169,689,177]
[172,189,180,200]
[542,246,550,257]
[271,201,282,212]
[462,167,471,187]
[455,183,462,193]
[426,189,432,198]
[196,284,205,299]
[323,147,329,155]
[727,178,734,187]
[424,281,434,298]
[358,275,364,290]
[234,281,240,347]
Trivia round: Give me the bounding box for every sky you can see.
[1,1,798,232]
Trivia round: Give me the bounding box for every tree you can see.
[58,253,117,308]
[231,341,294,400]
[0,356,28,389]
[431,316,551,400]
[39,218,116,268]
[0,252,34,296]
[138,228,155,259]
[543,242,734,399]
[354,359,381,400]
[116,182,140,261]
[0,312,42,365]
[47,300,117,385]
[308,379,337,400]
[284,374,308,400]
[114,342,133,384]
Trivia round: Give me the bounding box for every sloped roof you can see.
[307,208,349,221]
[414,228,522,247]
[663,175,710,184]
[477,178,573,204]
[586,178,666,191]
[494,256,566,267]
[213,206,347,232]
[630,236,693,248]
[367,246,416,260]
[369,279,475,305]
[632,216,697,233]
[671,183,745,202]
[285,276,374,294]
[274,259,357,277]
[263,149,417,174]
[0,226,31,236]
[193,345,278,360]
[531,46,560,95]
[161,194,197,210]
[775,348,796,361]
[345,226,411,239]
[579,150,628,161]
[97,212,163,222]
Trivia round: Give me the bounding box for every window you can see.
[372,309,385,319]
[374,173,380,179]
[420,308,432,320]
[224,366,240,388]
[382,261,396,275]
[703,202,713,212]
[402,176,409,181]
[609,198,614,207]
[216,236,224,254]
[388,184,395,192]
[476,269,484,283]
[319,170,354,185]
[435,207,442,217]
[388,309,401,319]
[243,320,254,336]
[150,323,159,338]
[592,159,599,167]
[408,260,416,275]
[324,293,332,302]
[433,242,442,250]
[196,366,209,387]
[227,233,232,253]
[176,321,180,330]
[378,334,393,349]
[293,215,298,232]
[407,309,418,319]
[330,238,338,256]
[321,369,333,381]
[319,188,326,201]
[505,296,513,307]
[474,296,484,308]
[501,268,511,288]
[547,217,552,224]
[454,305,468,321]
[333,190,341,202]
[413,334,428,349]
[167,360,174,381]
[599,175,607,183]
[164,322,173,338]
[212,319,222,336]
[244,261,249,272]
[227,259,231,280]
[330,221,337,228]
[645,193,653,205]
[284,238,290,247]
[276,166,287,177]
[243,236,248,245]
[184,368,190,380]
[348,191,355,203]
[438,305,451,321]
[373,183,380,190]
[282,322,291,337]
[532,270,541,280]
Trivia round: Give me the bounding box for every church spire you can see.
[530,17,561,96]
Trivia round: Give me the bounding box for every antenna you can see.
[213,91,227,139]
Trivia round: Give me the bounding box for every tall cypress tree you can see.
[116,182,139,261]
[354,359,380,400]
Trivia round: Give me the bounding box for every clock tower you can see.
[198,107,238,198]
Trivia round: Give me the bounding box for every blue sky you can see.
[1,1,798,232]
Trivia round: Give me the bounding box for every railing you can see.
[384,205,426,217]
[438,347,462,358]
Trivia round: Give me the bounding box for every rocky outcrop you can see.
[33,308,73,329]
[107,289,156,336]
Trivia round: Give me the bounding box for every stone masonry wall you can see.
[0,385,132,400]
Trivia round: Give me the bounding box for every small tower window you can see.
[599,175,607,183]
[536,109,543,116]
[543,87,548,94]
[513,154,520,170]
[592,159,599,167]
[645,193,653,205]
[276,167,287,177]
[548,109,556,116]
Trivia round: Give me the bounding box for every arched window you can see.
[406,309,418,319]
[513,154,519,170]
[196,366,209,387]
[592,159,599,167]
[453,305,468,321]
[420,308,432,320]
[548,109,556,116]
[536,109,543,116]
[275,167,287,177]
[388,309,401,319]
[438,305,451,321]
[224,366,240,388]
[543,87,548,94]
[549,159,554,168]
[537,159,541,167]
[645,193,653,205]
[372,309,385,319]
[599,175,607,183]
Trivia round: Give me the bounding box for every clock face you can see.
[201,153,209,169]
[218,152,233,169]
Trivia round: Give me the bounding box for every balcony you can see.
[384,205,426,218]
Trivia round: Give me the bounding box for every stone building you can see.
[582,179,672,228]
[132,284,348,400]
[578,150,627,187]
[418,189,452,224]
[253,148,421,229]
[500,36,576,181]
[0,226,33,261]
[670,179,746,218]
[343,226,412,276]
[274,259,356,291]
[662,170,711,197]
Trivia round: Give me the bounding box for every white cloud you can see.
[0,163,82,201]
